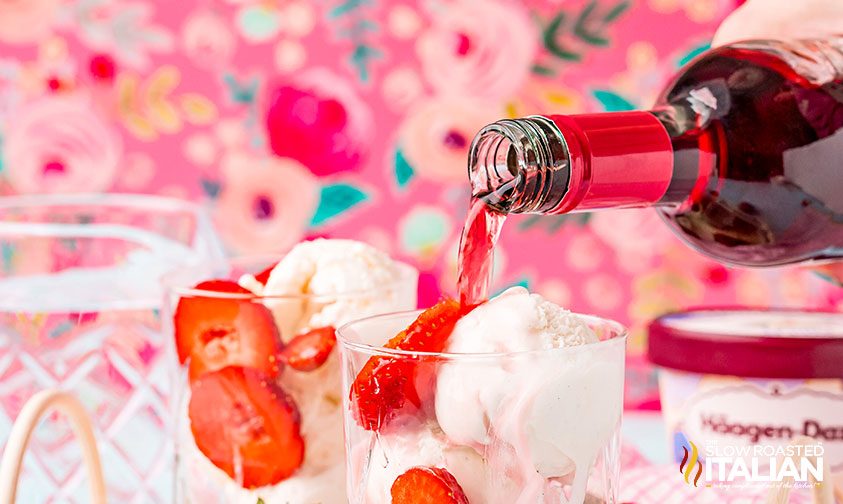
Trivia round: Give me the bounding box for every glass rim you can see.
[0,192,209,213]
[336,309,628,360]
[165,255,419,301]
[0,193,227,312]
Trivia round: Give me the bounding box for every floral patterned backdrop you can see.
[0,0,839,408]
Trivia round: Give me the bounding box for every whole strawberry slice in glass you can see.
[281,326,337,372]
[175,280,283,381]
[350,299,468,431]
[391,466,470,504]
[188,366,304,488]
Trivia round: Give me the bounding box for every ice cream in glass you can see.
[166,239,418,503]
[339,287,627,504]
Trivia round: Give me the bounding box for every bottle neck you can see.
[468,111,680,214]
[467,116,570,214]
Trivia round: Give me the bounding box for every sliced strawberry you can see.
[174,280,252,363]
[281,326,336,372]
[391,466,470,504]
[386,299,469,352]
[253,263,277,286]
[188,366,304,488]
[350,299,466,431]
[174,280,283,381]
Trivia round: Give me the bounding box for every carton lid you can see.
[647,308,843,379]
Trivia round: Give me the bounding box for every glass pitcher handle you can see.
[0,389,106,504]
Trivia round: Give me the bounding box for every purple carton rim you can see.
[647,307,843,379]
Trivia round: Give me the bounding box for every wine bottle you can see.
[467,38,843,267]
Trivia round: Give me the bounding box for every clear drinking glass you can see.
[0,194,225,502]
[166,258,418,504]
[339,311,627,504]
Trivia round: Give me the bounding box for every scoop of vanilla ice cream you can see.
[206,240,416,503]
[434,287,624,503]
[438,287,597,356]
[349,427,514,504]
[251,239,415,340]
[435,287,598,447]
[278,350,345,472]
[243,239,416,477]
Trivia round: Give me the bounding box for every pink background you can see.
[1,0,839,408]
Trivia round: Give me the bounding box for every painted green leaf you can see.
[493,277,531,297]
[250,134,265,149]
[257,499,265,504]
[603,1,631,22]
[517,214,544,232]
[394,149,414,188]
[200,178,221,199]
[543,12,581,62]
[223,74,258,105]
[1,242,14,267]
[399,207,450,254]
[517,213,591,233]
[543,0,628,62]
[546,215,570,233]
[574,1,610,46]
[547,213,592,232]
[236,6,281,42]
[329,0,371,18]
[350,44,383,83]
[310,183,368,227]
[531,63,556,76]
[338,19,378,38]
[678,41,711,67]
[592,90,636,112]
[576,212,593,226]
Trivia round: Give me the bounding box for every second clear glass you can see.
[338,311,627,504]
[165,257,418,503]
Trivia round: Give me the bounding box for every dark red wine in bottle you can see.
[465,38,843,269]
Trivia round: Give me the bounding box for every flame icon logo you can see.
[679,440,703,487]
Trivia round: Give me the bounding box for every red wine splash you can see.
[457,198,506,307]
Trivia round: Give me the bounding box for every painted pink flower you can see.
[381,67,424,112]
[265,68,372,177]
[0,61,21,126]
[3,97,121,194]
[69,1,174,69]
[0,0,59,45]
[416,0,537,101]
[590,209,677,272]
[399,96,500,183]
[584,274,624,311]
[116,153,156,190]
[214,151,319,254]
[181,9,236,69]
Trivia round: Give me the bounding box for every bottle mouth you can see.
[467,116,570,214]
[467,123,520,210]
